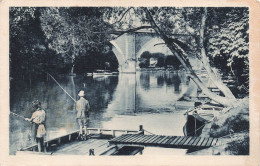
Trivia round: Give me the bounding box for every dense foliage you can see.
[10,7,249,95]
[206,8,249,89]
[10,8,57,78]
[10,7,118,80]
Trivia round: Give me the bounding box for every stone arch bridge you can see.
[110,32,200,73]
[110,32,165,73]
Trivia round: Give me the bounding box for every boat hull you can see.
[183,115,206,136]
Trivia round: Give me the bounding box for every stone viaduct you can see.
[110,32,165,73]
[110,32,201,73]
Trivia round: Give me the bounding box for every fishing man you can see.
[76,90,90,140]
[25,100,46,152]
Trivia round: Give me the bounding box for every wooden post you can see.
[44,143,47,153]
[139,125,143,131]
[112,130,116,137]
[194,114,197,136]
[89,149,95,156]
[139,125,144,135]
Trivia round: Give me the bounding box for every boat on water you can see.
[84,72,93,76]
[174,96,211,110]
[183,103,224,136]
[92,70,118,76]
[93,70,112,76]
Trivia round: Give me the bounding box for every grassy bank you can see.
[209,97,249,155]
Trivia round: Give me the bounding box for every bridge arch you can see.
[109,32,177,73]
[109,40,125,66]
[136,37,170,59]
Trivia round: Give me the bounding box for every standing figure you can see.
[25,100,46,152]
[76,90,90,140]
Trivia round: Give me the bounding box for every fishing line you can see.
[10,111,30,122]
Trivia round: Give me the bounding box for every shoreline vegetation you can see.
[194,97,249,155]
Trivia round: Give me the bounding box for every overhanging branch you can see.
[112,7,135,25]
[154,43,166,47]
[92,26,153,35]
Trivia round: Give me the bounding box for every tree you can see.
[106,7,249,106]
[9,7,57,80]
[40,7,114,74]
[165,55,180,68]
[206,8,249,91]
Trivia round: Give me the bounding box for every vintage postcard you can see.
[0,0,259,165]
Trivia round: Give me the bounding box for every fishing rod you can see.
[26,67,77,103]
[10,111,29,121]
[46,72,77,103]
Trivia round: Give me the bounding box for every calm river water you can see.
[10,70,191,155]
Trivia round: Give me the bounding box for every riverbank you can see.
[191,97,249,155]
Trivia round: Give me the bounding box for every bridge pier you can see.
[110,33,136,73]
[118,60,136,73]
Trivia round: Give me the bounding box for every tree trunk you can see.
[142,7,235,107]
[71,64,75,75]
[70,76,76,110]
[199,8,236,100]
[71,54,75,75]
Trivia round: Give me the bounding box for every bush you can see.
[210,98,249,138]
[225,135,249,155]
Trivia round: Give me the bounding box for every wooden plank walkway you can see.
[51,138,112,155]
[109,134,221,149]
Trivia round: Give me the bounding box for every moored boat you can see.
[174,96,211,110]
[183,103,224,136]
[93,70,114,76]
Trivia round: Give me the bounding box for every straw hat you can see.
[32,100,41,109]
[78,90,85,97]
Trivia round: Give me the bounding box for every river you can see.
[9,70,191,155]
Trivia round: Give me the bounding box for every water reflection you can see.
[10,70,191,155]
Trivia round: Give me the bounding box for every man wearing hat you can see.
[25,100,46,152]
[76,90,90,140]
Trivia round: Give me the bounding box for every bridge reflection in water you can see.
[101,71,191,132]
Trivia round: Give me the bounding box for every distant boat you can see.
[92,70,119,76]
[93,70,111,75]
[86,73,93,76]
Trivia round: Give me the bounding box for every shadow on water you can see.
[10,70,190,155]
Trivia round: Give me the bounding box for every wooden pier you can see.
[17,126,223,155]
[109,134,221,149]
[17,127,142,155]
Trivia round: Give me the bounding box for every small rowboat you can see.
[183,103,224,136]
